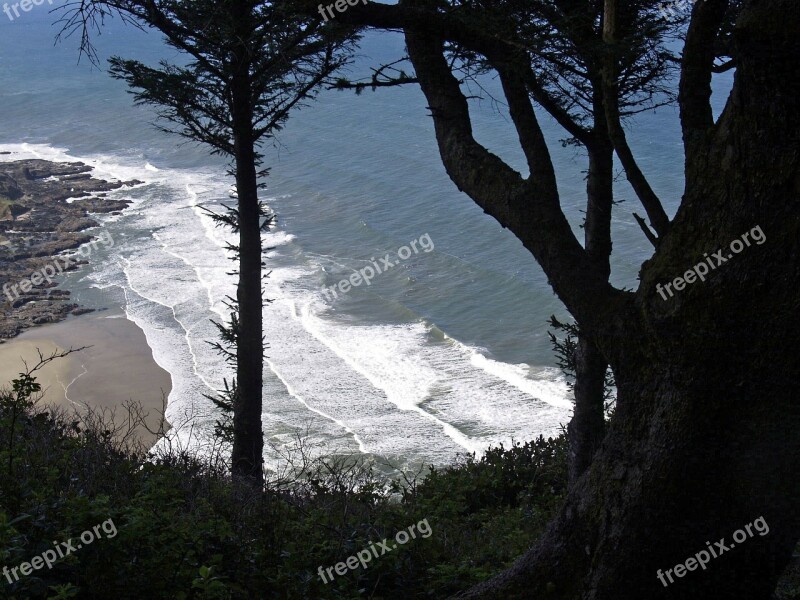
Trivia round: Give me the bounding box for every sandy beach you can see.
[0,310,171,448]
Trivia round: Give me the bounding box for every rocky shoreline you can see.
[0,155,141,342]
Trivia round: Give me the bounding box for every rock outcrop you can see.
[0,158,140,342]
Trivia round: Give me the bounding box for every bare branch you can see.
[633,212,658,247]
[601,0,670,238]
[679,0,730,158]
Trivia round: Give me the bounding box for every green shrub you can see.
[1,369,568,600]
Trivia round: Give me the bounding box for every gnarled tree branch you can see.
[404,28,621,331]
[602,0,671,239]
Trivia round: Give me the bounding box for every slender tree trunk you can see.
[231,132,265,483]
[457,3,800,596]
[230,12,264,484]
[569,139,613,485]
[569,336,607,484]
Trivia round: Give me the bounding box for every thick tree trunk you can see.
[456,2,800,597]
[230,18,265,484]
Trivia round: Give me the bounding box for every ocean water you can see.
[0,6,733,470]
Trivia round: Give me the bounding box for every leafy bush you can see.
[0,366,568,600]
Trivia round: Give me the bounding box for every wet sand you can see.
[0,310,171,447]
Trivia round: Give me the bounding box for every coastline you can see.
[0,152,170,448]
[0,310,172,448]
[0,154,140,341]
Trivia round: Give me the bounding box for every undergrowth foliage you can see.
[0,361,568,599]
[549,315,617,418]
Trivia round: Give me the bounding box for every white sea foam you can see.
[0,142,573,469]
[467,349,573,410]
[0,143,155,190]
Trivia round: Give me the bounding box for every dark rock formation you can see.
[0,158,139,342]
